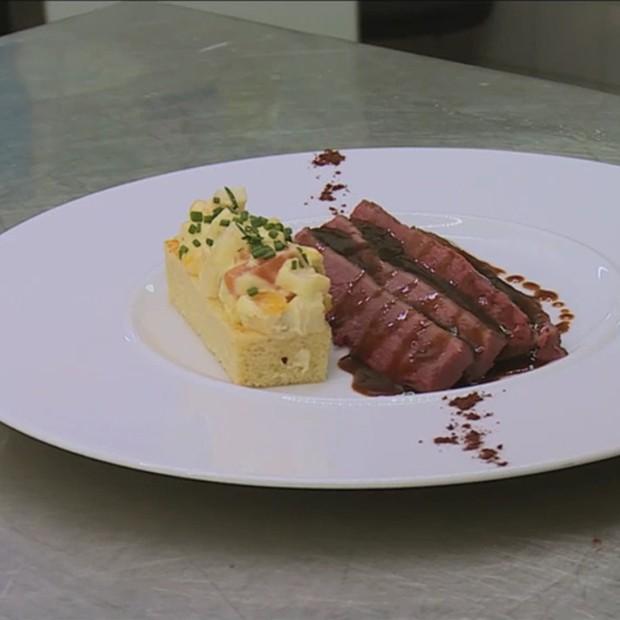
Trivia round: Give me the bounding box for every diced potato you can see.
[276,258,331,298]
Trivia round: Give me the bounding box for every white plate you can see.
[2,148,620,488]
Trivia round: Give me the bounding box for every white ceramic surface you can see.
[1,148,620,488]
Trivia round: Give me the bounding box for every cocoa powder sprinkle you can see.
[319,182,347,202]
[448,392,485,411]
[434,390,508,467]
[433,435,458,445]
[463,430,483,451]
[464,412,481,421]
[312,149,345,167]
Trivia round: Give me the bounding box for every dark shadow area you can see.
[0,0,45,36]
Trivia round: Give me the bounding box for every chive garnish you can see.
[219,219,230,227]
[190,211,203,222]
[206,238,214,246]
[213,206,223,217]
[291,259,298,270]
[251,245,275,260]
[213,196,220,204]
[284,226,292,237]
[224,187,239,211]
[298,247,309,265]
[188,224,197,234]
[274,240,285,251]
[247,286,259,297]
[192,239,201,247]
[178,245,189,258]
[268,229,279,239]
[204,214,213,224]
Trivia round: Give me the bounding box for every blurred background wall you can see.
[3,1,619,94]
[44,1,359,40]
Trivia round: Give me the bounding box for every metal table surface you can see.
[1,3,619,619]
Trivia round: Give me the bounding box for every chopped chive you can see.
[251,245,275,260]
[213,206,223,217]
[274,240,285,251]
[206,238,214,247]
[246,286,259,297]
[213,196,220,204]
[190,211,203,222]
[237,211,249,222]
[291,259,298,270]
[284,226,292,237]
[178,245,189,258]
[188,224,197,234]
[298,247,309,264]
[224,187,240,211]
[275,222,284,231]
[251,246,267,258]
[219,219,231,227]
[268,229,279,239]
[192,239,201,247]
[204,214,213,224]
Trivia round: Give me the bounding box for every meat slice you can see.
[295,228,474,392]
[351,200,536,358]
[438,238,566,363]
[316,216,506,380]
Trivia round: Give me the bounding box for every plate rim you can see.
[2,146,620,489]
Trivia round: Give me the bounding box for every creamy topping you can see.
[166,187,331,335]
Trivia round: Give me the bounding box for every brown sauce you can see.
[506,275,525,284]
[535,289,559,302]
[321,227,570,397]
[338,355,405,396]
[339,351,546,396]
[316,224,503,334]
[470,355,544,384]
[503,275,560,302]
[424,233,561,333]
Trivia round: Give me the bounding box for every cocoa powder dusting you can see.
[448,392,485,411]
[433,435,458,445]
[463,430,483,451]
[312,149,345,167]
[433,390,508,467]
[319,182,347,202]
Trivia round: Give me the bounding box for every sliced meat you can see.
[315,216,506,380]
[351,200,536,358]
[436,236,566,363]
[295,228,474,392]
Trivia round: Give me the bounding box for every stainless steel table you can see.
[1,3,619,618]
